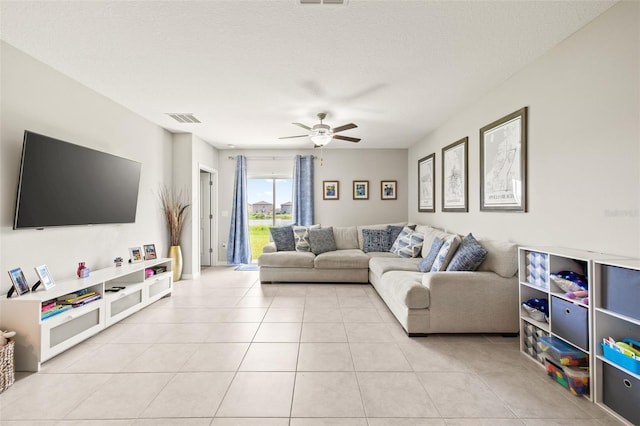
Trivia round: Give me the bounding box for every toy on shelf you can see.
[76,262,90,278]
[565,290,589,305]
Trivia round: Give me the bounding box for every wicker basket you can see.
[0,338,15,393]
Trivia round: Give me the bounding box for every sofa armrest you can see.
[421,271,519,333]
[262,242,277,254]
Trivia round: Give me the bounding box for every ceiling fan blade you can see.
[332,123,357,133]
[292,122,311,131]
[279,135,309,139]
[333,135,361,143]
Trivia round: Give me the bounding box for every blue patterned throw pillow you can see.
[390,227,424,258]
[362,228,390,253]
[309,227,337,255]
[388,225,414,248]
[269,226,295,251]
[446,233,487,271]
[418,237,444,272]
[430,235,461,271]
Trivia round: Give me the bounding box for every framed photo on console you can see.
[129,246,143,263]
[34,264,56,290]
[480,107,528,212]
[8,267,30,297]
[144,244,157,260]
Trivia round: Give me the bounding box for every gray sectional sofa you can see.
[258,223,519,336]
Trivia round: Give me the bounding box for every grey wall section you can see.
[408,2,640,257]
[217,148,408,263]
[0,41,173,291]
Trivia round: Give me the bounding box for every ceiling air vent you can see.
[299,0,347,5]
[166,113,201,124]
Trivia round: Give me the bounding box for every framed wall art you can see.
[353,180,369,200]
[381,180,397,200]
[323,180,339,200]
[480,107,528,212]
[8,267,30,297]
[442,137,468,212]
[418,153,435,212]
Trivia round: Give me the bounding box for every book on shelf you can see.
[41,304,73,320]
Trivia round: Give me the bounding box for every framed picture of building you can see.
[418,153,435,212]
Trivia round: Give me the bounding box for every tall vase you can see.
[169,245,183,282]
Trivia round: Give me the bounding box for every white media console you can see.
[1,258,172,372]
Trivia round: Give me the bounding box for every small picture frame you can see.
[129,247,143,263]
[34,264,56,290]
[381,180,397,200]
[144,244,157,260]
[323,180,339,200]
[353,180,369,200]
[8,267,30,297]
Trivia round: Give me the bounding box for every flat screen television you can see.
[14,131,142,229]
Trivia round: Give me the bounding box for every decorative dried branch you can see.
[159,186,191,247]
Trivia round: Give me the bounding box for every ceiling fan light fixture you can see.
[310,128,333,146]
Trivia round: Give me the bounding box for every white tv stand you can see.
[0,258,172,372]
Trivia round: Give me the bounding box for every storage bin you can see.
[523,322,548,365]
[544,356,589,396]
[551,296,589,350]
[602,342,640,374]
[601,265,640,321]
[526,251,548,289]
[0,338,15,393]
[538,335,588,366]
[602,362,640,425]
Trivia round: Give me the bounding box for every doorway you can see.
[199,169,216,268]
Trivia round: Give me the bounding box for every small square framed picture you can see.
[381,180,397,200]
[8,267,30,297]
[144,244,157,260]
[129,247,144,263]
[323,180,339,200]
[34,264,56,290]
[353,180,369,200]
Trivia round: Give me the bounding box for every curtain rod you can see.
[227,155,316,160]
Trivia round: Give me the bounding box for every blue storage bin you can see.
[602,342,640,374]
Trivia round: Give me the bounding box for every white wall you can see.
[217,148,408,263]
[408,2,640,257]
[0,41,173,292]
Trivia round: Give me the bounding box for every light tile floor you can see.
[0,266,626,425]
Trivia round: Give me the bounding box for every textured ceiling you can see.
[0,1,616,149]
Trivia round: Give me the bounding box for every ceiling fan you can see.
[279,113,360,147]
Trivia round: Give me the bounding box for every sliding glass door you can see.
[247,178,293,261]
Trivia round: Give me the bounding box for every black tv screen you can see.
[14,131,142,229]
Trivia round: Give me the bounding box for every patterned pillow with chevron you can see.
[390,226,425,258]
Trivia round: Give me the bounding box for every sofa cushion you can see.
[430,235,461,271]
[476,239,518,278]
[362,228,390,253]
[314,249,370,269]
[419,226,455,257]
[333,226,359,250]
[309,227,337,255]
[258,251,315,268]
[380,270,430,309]
[390,227,424,258]
[418,237,444,272]
[369,256,421,277]
[293,225,320,252]
[269,226,295,251]
[446,233,487,272]
[389,224,413,247]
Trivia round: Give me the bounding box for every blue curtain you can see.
[227,155,251,264]
[292,154,314,226]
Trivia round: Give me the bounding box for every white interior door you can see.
[200,171,212,267]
